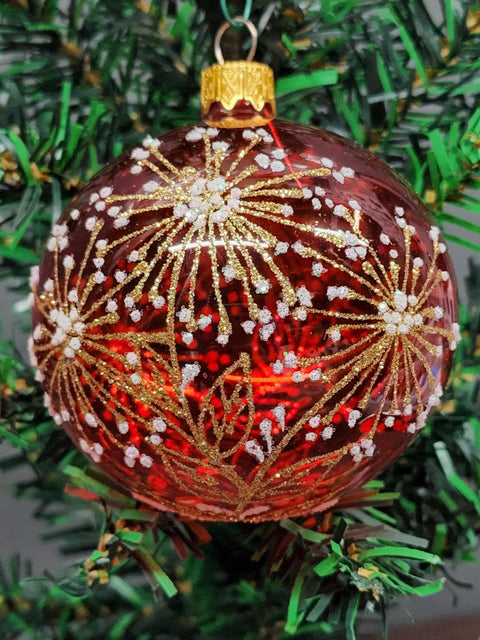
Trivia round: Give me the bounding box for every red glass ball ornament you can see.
[30,119,459,522]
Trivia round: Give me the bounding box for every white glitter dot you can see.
[140,454,153,468]
[126,352,138,365]
[255,153,270,169]
[330,329,341,343]
[130,165,142,174]
[130,373,141,385]
[292,371,304,383]
[63,255,74,269]
[385,416,395,427]
[275,241,289,254]
[321,157,333,168]
[70,208,80,220]
[333,204,346,217]
[125,445,139,459]
[284,352,297,368]
[395,206,405,216]
[177,307,191,323]
[198,314,212,330]
[85,413,98,427]
[270,160,285,172]
[309,369,321,381]
[259,323,275,341]
[115,270,126,282]
[322,426,335,440]
[106,299,118,312]
[332,170,345,184]
[85,216,97,231]
[276,301,289,318]
[380,233,390,245]
[130,309,142,322]
[389,249,399,259]
[182,331,194,345]
[296,285,313,306]
[153,418,167,432]
[153,296,166,309]
[94,271,105,284]
[94,200,105,212]
[272,360,283,374]
[117,421,129,434]
[302,187,313,198]
[69,336,81,351]
[150,434,162,445]
[108,206,121,218]
[305,432,317,441]
[131,148,149,160]
[281,204,294,217]
[93,443,103,456]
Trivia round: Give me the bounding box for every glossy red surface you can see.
[31,119,459,521]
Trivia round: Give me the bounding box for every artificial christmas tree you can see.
[1,1,480,638]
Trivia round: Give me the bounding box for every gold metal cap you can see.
[201,61,275,128]
[200,19,276,128]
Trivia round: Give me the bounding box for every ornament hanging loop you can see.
[214,18,258,64]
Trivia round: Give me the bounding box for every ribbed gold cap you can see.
[201,61,276,128]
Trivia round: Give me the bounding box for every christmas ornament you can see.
[30,19,459,522]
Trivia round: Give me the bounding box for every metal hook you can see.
[214,18,258,65]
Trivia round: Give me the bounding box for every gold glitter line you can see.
[76,220,104,306]
[402,340,413,407]
[413,331,444,357]
[241,168,331,192]
[149,146,185,178]
[415,242,440,305]
[298,329,384,367]
[357,339,394,410]
[207,217,232,336]
[401,227,413,294]
[362,260,394,300]
[225,136,261,177]
[419,325,454,340]
[218,220,261,320]
[405,338,436,391]
[198,353,255,460]
[203,134,213,174]
[416,270,443,310]
[186,240,203,331]
[404,343,425,412]
[390,336,401,413]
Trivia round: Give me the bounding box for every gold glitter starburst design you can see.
[30,125,460,521]
[103,132,330,344]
